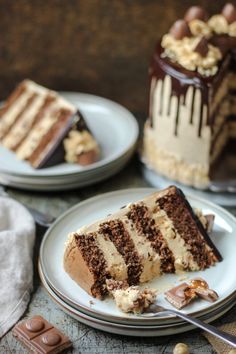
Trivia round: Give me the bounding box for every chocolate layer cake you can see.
[0,79,99,168]
[143,4,236,188]
[64,186,221,299]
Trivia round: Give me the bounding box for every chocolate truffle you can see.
[169,20,191,40]
[222,3,236,24]
[184,6,208,23]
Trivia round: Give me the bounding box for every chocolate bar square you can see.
[12,315,72,353]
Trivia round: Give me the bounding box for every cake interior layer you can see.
[0,80,76,167]
[64,187,221,297]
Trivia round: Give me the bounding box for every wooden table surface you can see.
[0,156,235,354]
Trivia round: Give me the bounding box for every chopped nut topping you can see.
[161,34,222,76]
[208,14,229,34]
[189,19,212,37]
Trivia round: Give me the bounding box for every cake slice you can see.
[63,186,222,299]
[0,79,99,168]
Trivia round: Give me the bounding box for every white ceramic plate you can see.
[39,262,236,337]
[0,93,138,177]
[39,188,236,325]
[0,148,135,191]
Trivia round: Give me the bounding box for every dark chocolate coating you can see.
[176,187,222,262]
[149,33,236,137]
[194,37,209,57]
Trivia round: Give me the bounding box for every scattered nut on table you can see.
[173,343,190,354]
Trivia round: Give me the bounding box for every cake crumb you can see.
[106,279,157,314]
[89,300,94,306]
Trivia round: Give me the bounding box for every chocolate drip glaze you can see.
[149,36,236,137]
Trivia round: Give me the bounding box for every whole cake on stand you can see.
[143,3,236,189]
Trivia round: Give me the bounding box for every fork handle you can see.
[170,309,236,348]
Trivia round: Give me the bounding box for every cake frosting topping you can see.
[206,3,236,37]
[161,33,222,75]
[64,130,99,164]
[161,4,236,76]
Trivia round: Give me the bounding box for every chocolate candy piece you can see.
[165,278,218,309]
[194,37,209,57]
[184,6,208,23]
[25,318,45,332]
[189,278,219,302]
[12,315,72,353]
[164,283,196,309]
[204,214,215,233]
[222,3,236,24]
[169,20,192,40]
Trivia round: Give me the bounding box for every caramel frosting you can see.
[161,34,222,76]
[208,15,236,37]
[64,130,99,164]
[161,4,236,76]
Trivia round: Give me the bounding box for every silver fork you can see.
[140,304,236,348]
[0,186,56,228]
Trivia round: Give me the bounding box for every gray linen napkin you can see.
[0,196,35,337]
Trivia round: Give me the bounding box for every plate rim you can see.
[39,187,236,323]
[39,261,236,335]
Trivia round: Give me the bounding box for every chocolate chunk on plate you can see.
[165,278,219,309]
[164,283,196,309]
[12,315,72,353]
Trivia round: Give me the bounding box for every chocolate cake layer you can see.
[74,232,110,298]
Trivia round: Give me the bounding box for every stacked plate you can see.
[39,188,236,336]
[0,93,139,191]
